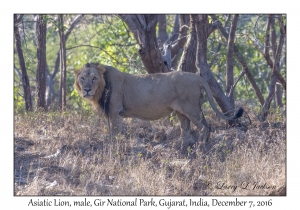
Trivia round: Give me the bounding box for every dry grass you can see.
[14,107,286,196]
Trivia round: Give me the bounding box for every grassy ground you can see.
[14,107,286,196]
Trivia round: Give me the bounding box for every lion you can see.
[74,63,243,151]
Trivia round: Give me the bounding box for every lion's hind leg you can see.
[176,112,195,153]
[185,110,211,143]
[199,111,211,143]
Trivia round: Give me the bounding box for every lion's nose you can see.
[84,88,91,93]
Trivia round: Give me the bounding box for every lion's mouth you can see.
[83,93,93,98]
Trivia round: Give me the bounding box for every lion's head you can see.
[74,63,106,109]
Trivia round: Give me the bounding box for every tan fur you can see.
[74,63,243,151]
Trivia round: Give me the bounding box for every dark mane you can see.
[98,71,111,116]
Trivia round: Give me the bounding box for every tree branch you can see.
[273,70,286,90]
[15,14,24,25]
[263,15,274,69]
[170,15,189,60]
[136,15,147,30]
[226,14,239,106]
[207,19,222,36]
[67,44,120,63]
[228,70,245,99]
[270,15,277,60]
[14,65,22,80]
[209,15,232,68]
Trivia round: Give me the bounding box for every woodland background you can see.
[14,14,286,120]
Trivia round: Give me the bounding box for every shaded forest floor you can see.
[14,107,286,196]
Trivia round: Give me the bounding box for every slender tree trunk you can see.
[36,14,47,111]
[119,15,168,73]
[14,15,33,111]
[14,65,22,80]
[270,14,278,108]
[259,15,286,121]
[58,15,67,110]
[263,15,274,69]
[226,14,239,107]
[270,15,283,108]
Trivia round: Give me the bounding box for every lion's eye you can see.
[92,77,97,82]
[80,77,85,81]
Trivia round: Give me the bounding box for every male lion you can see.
[74,63,243,151]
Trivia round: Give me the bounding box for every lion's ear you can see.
[95,64,106,75]
[74,70,81,78]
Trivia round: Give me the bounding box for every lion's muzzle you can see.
[83,88,94,98]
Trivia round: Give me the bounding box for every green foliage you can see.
[207,15,286,106]
[14,14,286,112]
[14,86,25,112]
[66,15,141,73]
[43,15,68,32]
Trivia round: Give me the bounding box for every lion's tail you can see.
[198,77,243,121]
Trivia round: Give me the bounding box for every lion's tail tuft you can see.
[233,107,244,119]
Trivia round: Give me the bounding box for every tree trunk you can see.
[275,83,283,108]
[58,15,67,110]
[177,15,197,73]
[259,15,286,121]
[270,15,283,108]
[226,14,239,108]
[157,15,168,44]
[178,15,220,73]
[36,14,47,111]
[14,14,33,111]
[119,15,168,74]
[193,14,234,115]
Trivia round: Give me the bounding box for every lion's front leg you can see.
[108,92,125,138]
[109,114,124,137]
